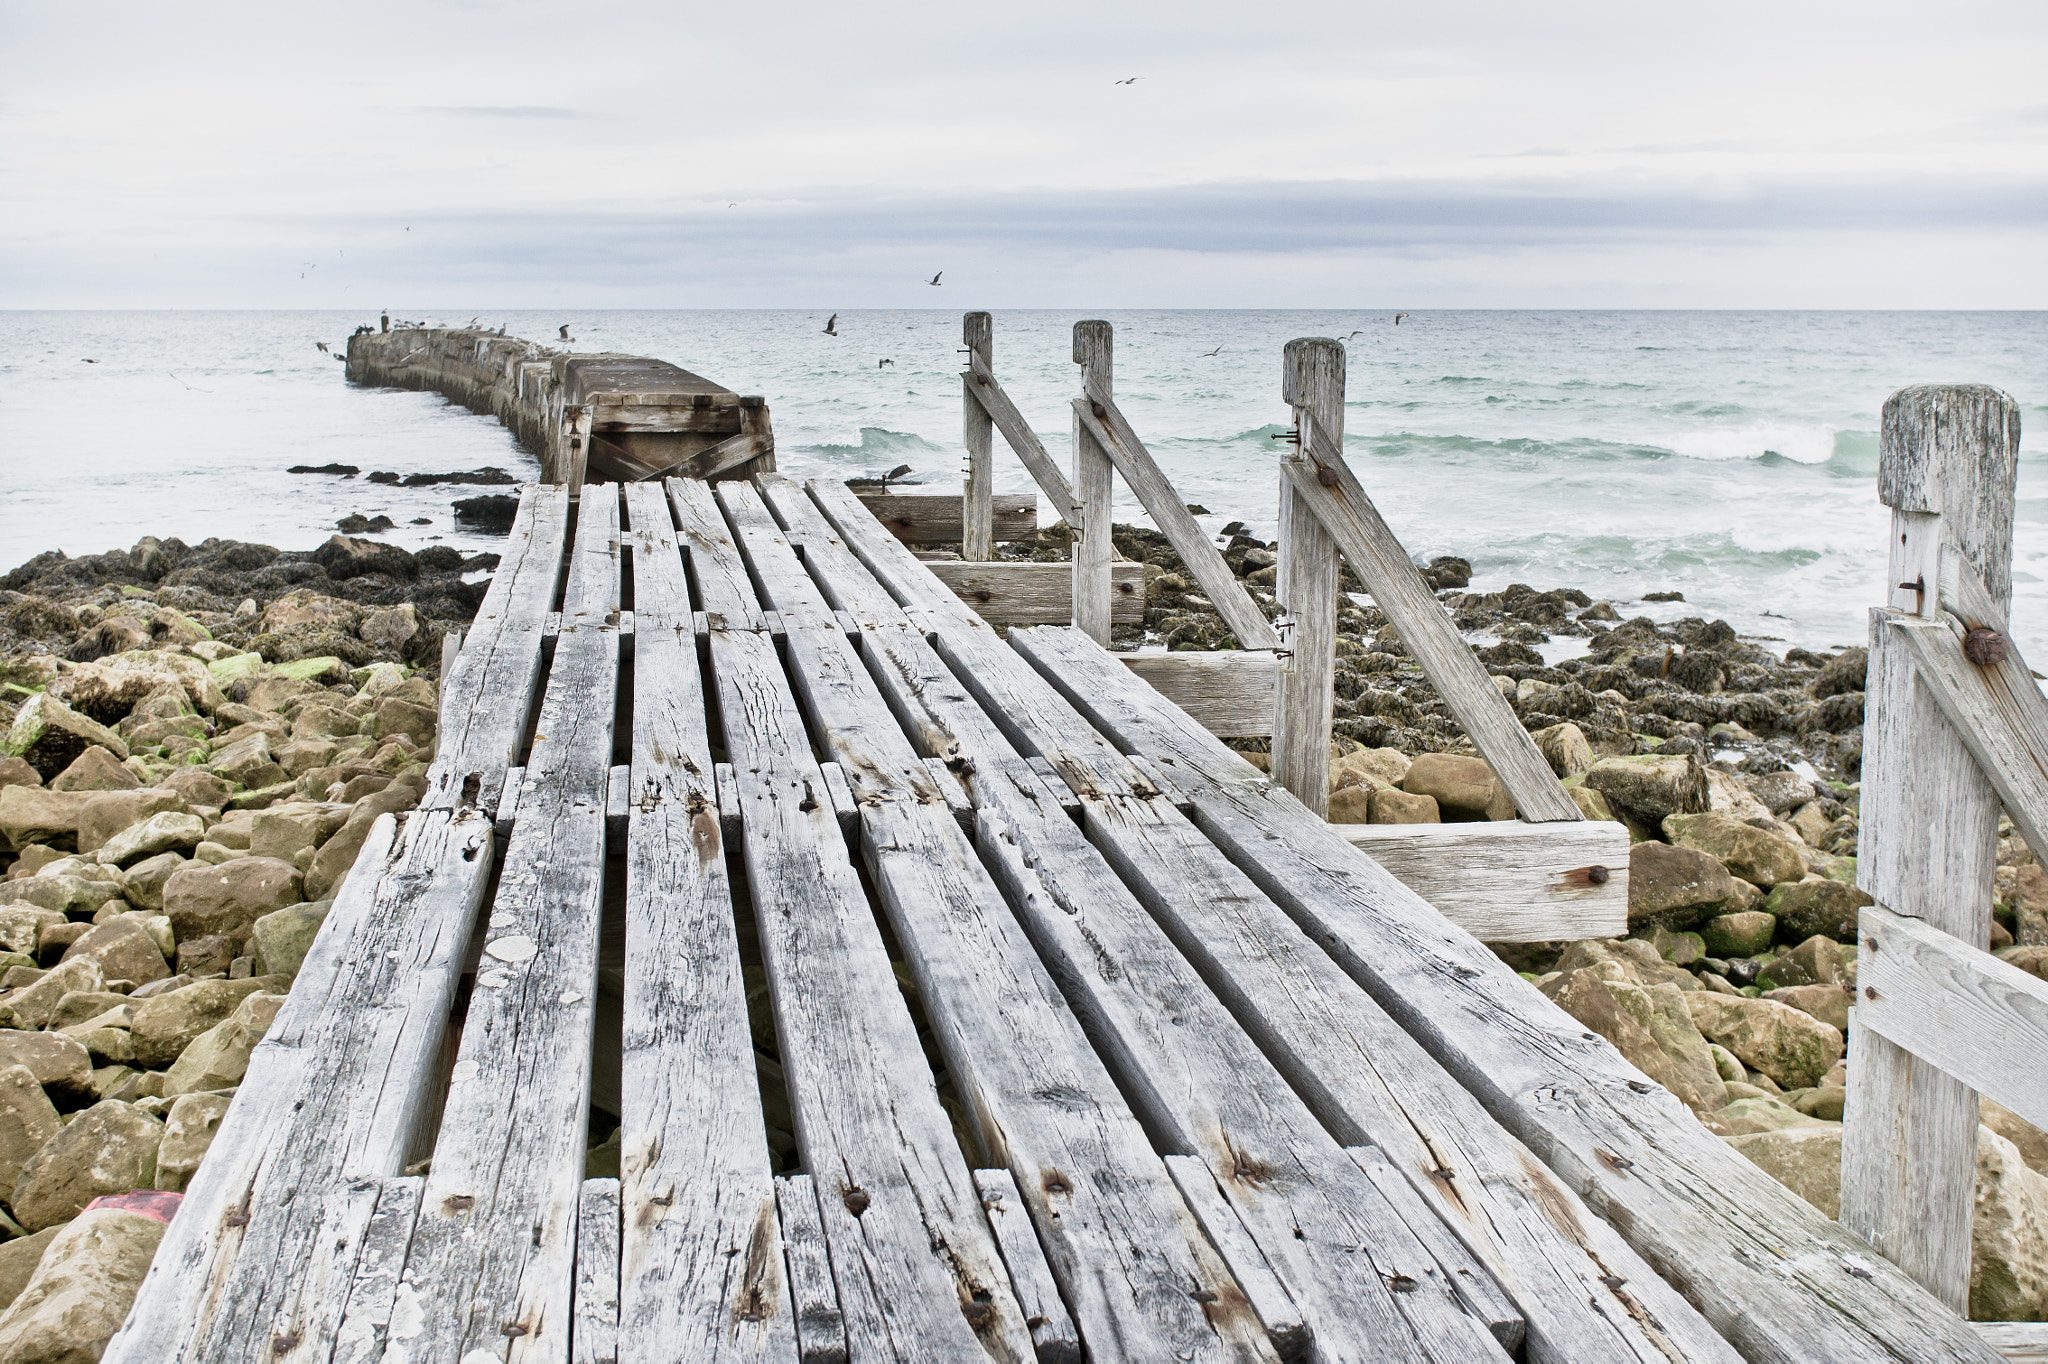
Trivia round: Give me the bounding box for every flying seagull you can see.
[80,358,97,364]
[316,341,331,353]
[559,324,574,341]
[927,271,943,286]
[823,314,839,336]
[1394,312,1410,325]
[878,358,894,367]
[1115,76,1140,84]
[1343,330,1364,340]
[1199,345,1222,357]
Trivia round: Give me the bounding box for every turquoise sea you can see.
[3,309,2044,657]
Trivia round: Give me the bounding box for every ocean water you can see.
[3,309,2045,658]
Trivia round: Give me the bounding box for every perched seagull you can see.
[1115,76,1140,84]
[1199,345,1222,357]
[1394,312,1410,325]
[316,341,331,353]
[926,271,943,286]
[878,358,894,368]
[559,324,574,341]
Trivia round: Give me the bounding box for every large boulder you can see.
[60,918,170,986]
[10,1101,163,1231]
[1584,753,1708,822]
[1685,991,1844,1090]
[0,1228,59,1314]
[1545,961,1724,1112]
[314,534,418,582]
[260,589,363,634]
[0,1207,168,1359]
[249,803,347,862]
[248,901,331,980]
[74,789,183,855]
[1627,840,1735,931]
[1700,911,1776,958]
[154,1092,232,1193]
[47,650,225,721]
[0,1034,94,1109]
[0,875,107,919]
[1663,812,1806,888]
[162,857,303,948]
[1762,879,1874,944]
[1,696,129,783]
[1725,1124,1848,1217]
[1756,935,1842,990]
[46,749,137,795]
[162,991,284,1096]
[1532,722,1594,779]
[129,976,285,1069]
[0,1065,62,1203]
[93,811,205,869]
[118,854,184,914]
[1401,754,1513,820]
[1986,1098,2048,1177]
[1762,983,1851,1032]
[0,789,92,853]
[304,784,419,901]
[5,958,107,1031]
[371,697,437,749]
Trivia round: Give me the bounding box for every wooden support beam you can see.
[422,485,570,818]
[971,1170,1080,1364]
[1117,651,1276,737]
[1279,433,1579,823]
[1071,321,1115,643]
[851,489,1036,544]
[1072,389,1281,654]
[1977,1322,2048,1360]
[1334,819,1629,942]
[575,1179,622,1364]
[1845,383,2022,1313]
[614,482,793,1360]
[1272,339,1344,814]
[925,559,1144,625]
[774,1176,847,1364]
[1005,622,2001,1363]
[591,404,744,433]
[400,487,620,1357]
[966,351,1078,522]
[1859,901,2048,1134]
[962,312,995,560]
[330,1178,424,1364]
[651,429,774,483]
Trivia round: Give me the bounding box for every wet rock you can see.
[162,990,283,1096]
[1761,878,1873,944]
[1584,752,1708,823]
[162,856,303,947]
[313,534,418,582]
[1685,991,1844,1090]
[1699,910,1776,958]
[1401,753,1513,821]
[1663,811,1806,888]
[1627,840,1735,931]
[129,976,285,1069]
[1810,647,1867,700]
[93,811,205,869]
[10,1100,163,1231]
[46,749,137,795]
[153,1092,232,1193]
[0,1065,62,1203]
[0,1206,168,1359]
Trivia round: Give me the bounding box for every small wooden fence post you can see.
[1072,321,1116,643]
[963,313,995,561]
[1843,383,2021,1310]
[1272,340,1343,816]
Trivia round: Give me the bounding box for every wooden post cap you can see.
[1281,338,1345,408]
[1072,319,1113,366]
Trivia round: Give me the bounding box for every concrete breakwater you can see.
[345,326,774,486]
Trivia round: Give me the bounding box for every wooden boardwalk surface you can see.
[106,479,1998,1362]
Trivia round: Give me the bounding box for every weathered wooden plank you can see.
[423,485,571,816]
[1072,391,1280,653]
[963,312,996,561]
[105,806,495,1362]
[616,482,793,1362]
[591,404,743,433]
[1007,622,2001,1363]
[973,1169,1081,1364]
[1160,1155,1306,1354]
[396,487,620,1358]
[925,559,1144,625]
[1071,321,1115,643]
[966,350,1079,522]
[331,1178,424,1364]
[1270,339,1344,812]
[1116,652,1277,738]
[659,429,775,482]
[727,477,1273,1361]
[1979,1322,2048,1360]
[1941,549,2048,848]
[1846,383,2021,1314]
[575,1179,622,1364]
[774,1176,846,1364]
[1278,440,1580,822]
[1334,820,1629,942]
[852,489,1037,543]
[1859,902,2048,1132]
[670,476,767,632]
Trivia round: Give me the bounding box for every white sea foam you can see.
[1648,423,1842,464]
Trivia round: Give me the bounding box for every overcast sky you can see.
[3,0,2044,309]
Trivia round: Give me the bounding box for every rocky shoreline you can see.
[0,529,476,1355]
[0,507,2043,1345]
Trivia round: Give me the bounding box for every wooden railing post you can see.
[1071,320,1115,643]
[1843,383,2021,1310]
[963,313,995,561]
[1272,339,1343,816]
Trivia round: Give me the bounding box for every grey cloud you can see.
[399,105,598,119]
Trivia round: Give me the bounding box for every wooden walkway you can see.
[107,479,1997,1362]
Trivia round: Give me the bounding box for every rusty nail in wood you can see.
[1090,400,1107,419]
[1965,626,2007,666]
[1587,865,1610,885]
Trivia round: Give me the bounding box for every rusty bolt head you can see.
[1090,400,1107,419]
[1964,626,2008,666]
[1587,865,1611,885]
[1316,465,1338,487]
